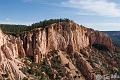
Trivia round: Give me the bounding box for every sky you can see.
[1,0,120,31]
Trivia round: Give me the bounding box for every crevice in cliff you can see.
[31,32,36,61]
[45,27,48,48]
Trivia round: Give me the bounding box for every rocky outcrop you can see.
[21,22,88,62]
[21,21,114,62]
[20,21,114,80]
[86,28,114,51]
[0,30,26,80]
[75,52,96,80]
[0,21,115,80]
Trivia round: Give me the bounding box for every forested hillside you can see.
[0,19,70,36]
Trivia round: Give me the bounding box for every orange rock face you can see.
[0,21,115,80]
[86,28,114,51]
[22,22,114,62]
[21,22,90,62]
[0,30,26,80]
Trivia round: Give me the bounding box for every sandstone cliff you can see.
[0,29,26,80]
[21,21,114,62]
[0,21,117,80]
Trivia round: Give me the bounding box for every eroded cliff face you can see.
[20,21,114,80]
[0,30,26,80]
[86,28,114,51]
[0,21,115,80]
[21,22,114,62]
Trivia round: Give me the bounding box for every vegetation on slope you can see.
[80,46,120,79]
[21,50,70,80]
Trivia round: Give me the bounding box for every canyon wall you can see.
[0,29,26,80]
[20,22,114,80]
[0,21,115,80]
[21,22,114,63]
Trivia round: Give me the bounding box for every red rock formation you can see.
[86,28,114,51]
[75,52,96,80]
[0,30,26,80]
[22,22,114,62]
[20,21,114,80]
[0,21,115,80]
[21,22,90,63]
